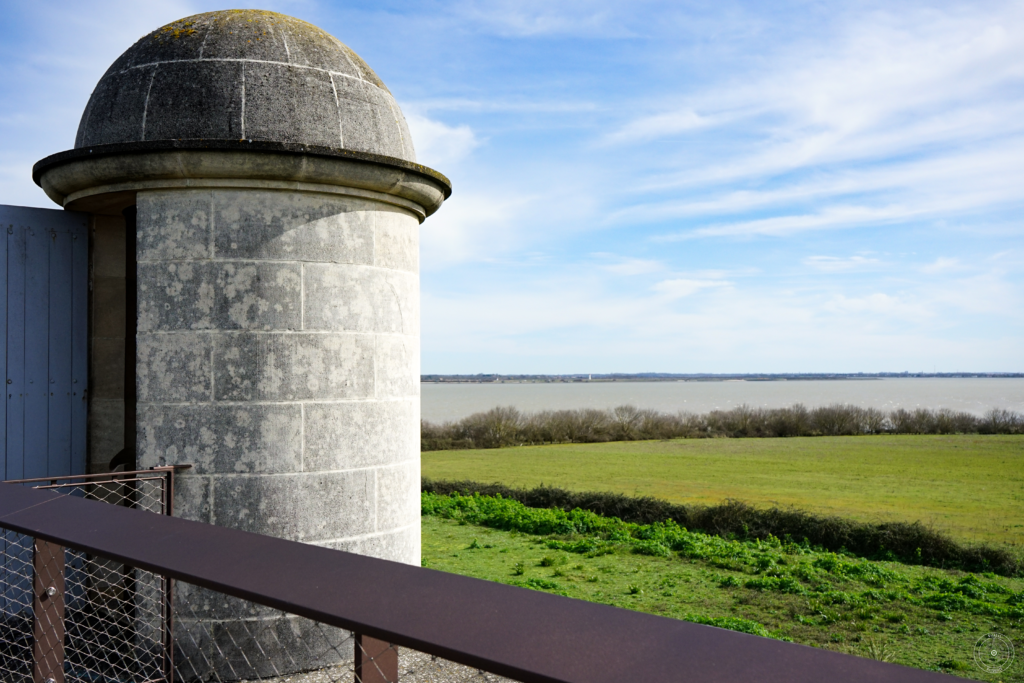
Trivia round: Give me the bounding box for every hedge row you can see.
[421,479,1022,577]
[422,404,1023,450]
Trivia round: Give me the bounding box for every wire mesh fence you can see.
[173,580,511,683]
[1,472,511,683]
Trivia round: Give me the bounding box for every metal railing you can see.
[0,481,958,683]
[1,469,181,683]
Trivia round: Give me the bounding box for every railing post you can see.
[355,634,398,683]
[32,538,65,683]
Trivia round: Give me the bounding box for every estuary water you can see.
[421,378,1024,423]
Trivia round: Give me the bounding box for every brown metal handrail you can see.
[0,482,958,683]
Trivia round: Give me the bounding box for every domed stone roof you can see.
[75,10,416,162]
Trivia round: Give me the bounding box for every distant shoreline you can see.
[421,373,1023,384]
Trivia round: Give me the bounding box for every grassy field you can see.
[422,434,1024,547]
[422,494,1024,681]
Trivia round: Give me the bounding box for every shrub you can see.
[422,403,1021,450]
[422,479,1023,576]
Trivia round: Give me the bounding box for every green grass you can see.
[422,434,1024,547]
[422,493,1024,681]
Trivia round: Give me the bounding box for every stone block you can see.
[212,470,374,542]
[335,77,404,159]
[116,20,207,70]
[75,66,153,147]
[322,525,420,564]
[137,332,212,402]
[214,332,374,401]
[375,460,420,532]
[92,276,126,338]
[218,261,302,330]
[90,337,125,399]
[303,264,417,334]
[137,190,213,261]
[173,474,213,524]
[212,332,257,400]
[303,399,417,471]
[144,60,244,142]
[87,398,123,473]
[284,26,363,80]
[138,403,301,474]
[138,262,215,330]
[91,215,125,278]
[374,209,419,273]
[260,332,375,400]
[374,335,418,399]
[244,62,340,148]
[174,581,279,621]
[197,15,289,63]
[138,261,301,331]
[212,190,374,264]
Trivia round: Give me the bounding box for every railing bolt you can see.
[46,586,57,597]
[46,677,55,683]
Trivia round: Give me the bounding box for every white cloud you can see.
[603,258,664,275]
[652,278,730,299]
[921,257,962,274]
[804,255,883,272]
[602,109,710,145]
[825,293,931,321]
[451,0,639,38]
[404,113,480,168]
[610,2,1024,243]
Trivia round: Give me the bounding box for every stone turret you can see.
[34,10,448,675]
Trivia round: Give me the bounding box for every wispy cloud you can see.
[602,109,711,145]
[602,258,664,275]
[921,257,962,274]
[652,278,731,299]
[804,256,883,272]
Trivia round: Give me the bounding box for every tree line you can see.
[421,403,1024,451]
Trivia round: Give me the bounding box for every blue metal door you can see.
[2,205,88,481]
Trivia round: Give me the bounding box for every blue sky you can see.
[2,1,1022,373]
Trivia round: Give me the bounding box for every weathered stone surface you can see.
[321,525,420,563]
[137,333,212,402]
[144,60,245,142]
[211,332,257,400]
[212,470,374,542]
[87,398,123,471]
[174,581,281,620]
[375,460,421,532]
[138,404,302,474]
[92,276,126,337]
[138,261,301,331]
[213,332,375,401]
[137,190,212,261]
[91,216,125,277]
[91,337,125,399]
[304,400,417,471]
[173,474,213,524]
[374,209,419,273]
[244,63,340,148]
[75,66,153,148]
[333,76,406,159]
[75,10,416,163]
[375,335,418,398]
[212,190,374,264]
[303,265,417,334]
